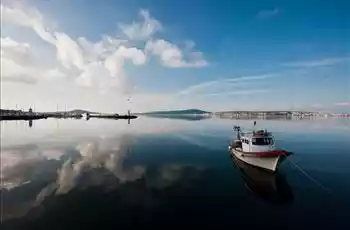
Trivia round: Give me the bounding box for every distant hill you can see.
[68,109,92,114]
[142,109,211,115]
[52,109,97,114]
[142,114,211,121]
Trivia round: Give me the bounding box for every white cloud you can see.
[119,9,162,40]
[1,37,67,84]
[54,32,85,70]
[104,46,146,77]
[228,74,274,82]
[1,2,209,111]
[178,74,274,95]
[75,62,107,87]
[119,9,207,68]
[282,57,348,68]
[311,103,323,108]
[1,57,35,84]
[146,39,208,68]
[1,4,55,44]
[1,37,32,64]
[208,89,268,96]
[1,3,148,94]
[44,68,67,79]
[77,36,127,62]
[1,57,67,84]
[257,8,281,18]
[334,102,350,107]
[178,80,218,95]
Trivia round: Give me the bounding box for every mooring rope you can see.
[285,155,332,194]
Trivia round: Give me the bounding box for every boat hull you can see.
[228,146,287,172]
[230,155,294,204]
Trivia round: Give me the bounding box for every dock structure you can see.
[0,108,49,120]
[0,107,138,121]
[86,112,137,120]
[0,108,84,120]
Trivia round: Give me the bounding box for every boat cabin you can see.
[240,130,276,153]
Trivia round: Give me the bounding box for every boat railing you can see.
[241,131,272,137]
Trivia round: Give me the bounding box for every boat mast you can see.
[233,126,241,139]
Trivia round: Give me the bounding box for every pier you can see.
[0,108,49,120]
[1,108,137,121]
[86,111,137,120]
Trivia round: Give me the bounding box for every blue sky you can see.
[1,0,349,112]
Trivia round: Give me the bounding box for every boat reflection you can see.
[230,155,293,204]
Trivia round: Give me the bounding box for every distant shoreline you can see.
[140,109,349,118]
[1,108,349,122]
[0,109,137,121]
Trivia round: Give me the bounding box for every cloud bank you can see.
[1,3,208,112]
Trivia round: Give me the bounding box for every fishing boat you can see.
[228,123,292,172]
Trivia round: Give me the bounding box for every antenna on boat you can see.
[252,120,257,133]
[233,125,241,139]
[128,110,130,125]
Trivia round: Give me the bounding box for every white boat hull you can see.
[229,146,281,172]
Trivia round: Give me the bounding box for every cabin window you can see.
[252,138,273,145]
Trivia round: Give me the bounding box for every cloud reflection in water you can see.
[55,136,145,194]
[1,131,204,224]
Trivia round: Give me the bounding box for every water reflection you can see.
[1,134,143,220]
[1,118,350,228]
[55,135,145,194]
[230,155,294,204]
[1,131,205,228]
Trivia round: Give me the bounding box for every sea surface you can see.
[1,117,350,229]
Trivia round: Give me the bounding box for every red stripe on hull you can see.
[254,150,291,157]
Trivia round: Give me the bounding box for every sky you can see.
[1,0,349,113]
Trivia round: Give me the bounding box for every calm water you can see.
[1,117,350,229]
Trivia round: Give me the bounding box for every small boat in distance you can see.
[228,123,292,172]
